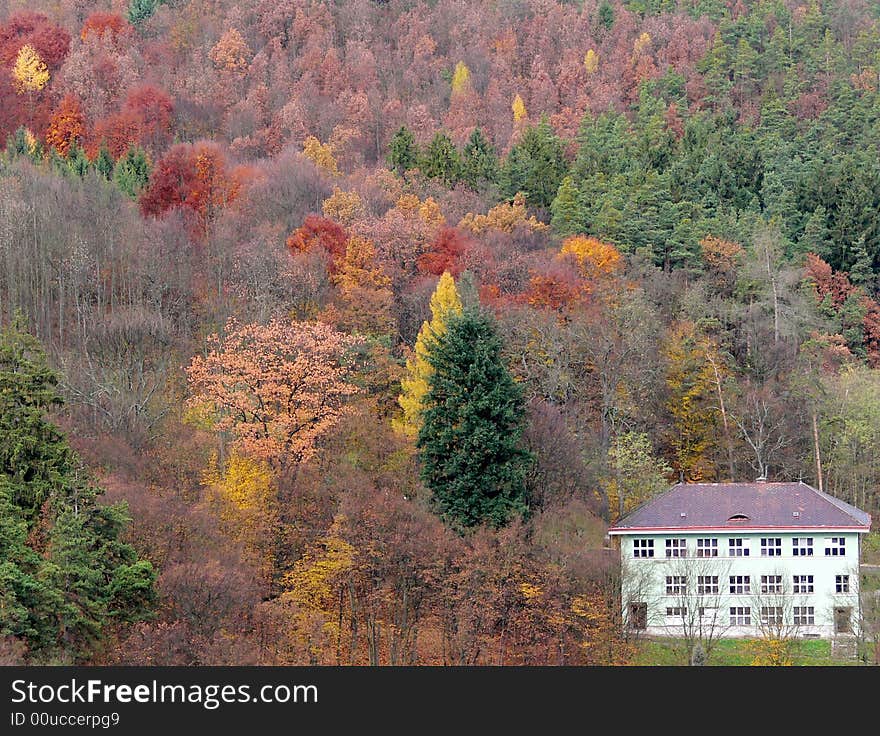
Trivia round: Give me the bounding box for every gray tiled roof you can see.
[609,482,872,532]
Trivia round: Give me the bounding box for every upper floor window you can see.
[633,539,654,558]
[729,575,750,594]
[793,575,814,594]
[761,537,782,557]
[836,575,850,594]
[696,538,718,557]
[728,538,749,557]
[666,576,687,596]
[825,537,845,556]
[697,576,719,595]
[666,538,687,558]
[792,537,813,556]
[761,575,783,594]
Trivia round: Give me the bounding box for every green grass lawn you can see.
[632,637,865,666]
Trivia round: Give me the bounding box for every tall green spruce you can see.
[417,306,531,529]
[0,316,155,661]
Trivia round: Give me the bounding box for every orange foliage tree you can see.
[45,94,84,155]
[559,235,622,283]
[186,319,361,470]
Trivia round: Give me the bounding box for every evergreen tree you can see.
[550,175,584,236]
[460,128,499,190]
[0,316,156,659]
[94,145,114,180]
[128,0,158,26]
[849,234,874,289]
[798,206,833,259]
[417,306,532,529]
[387,126,417,175]
[421,132,461,185]
[113,145,152,198]
[66,143,90,178]
[501,118,568,208]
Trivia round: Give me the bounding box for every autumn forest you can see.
[1,0,880,666]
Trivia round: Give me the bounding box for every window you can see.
[793,575,814,594]
[825,537,845,556]
[761,537,782,557]
[792,537,813,556]
[666,607,687,618]
[696,538,718,557]
[697,576,719,595]
[633,539,654,558]
[666,576,687,596]
[761,607,783,626]
[836,575,850,593]
[794,607,815,626]
[730,607,751,626]
[761,575,783,594]
[629,602,647,630]
[665,538,687,558]
[728,538,749,557]
[729,575,750,594]
[698,607,718,620]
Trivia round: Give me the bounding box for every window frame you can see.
[696,538,718,558]
[760,537,782,557]
[729,575,751,595]
[824,537,846,557]
[835,575,850,594]
[729,606,751,626]
[760,574,783,594]
[665,538,687,558]
[793,606,815,626]
[633,538,654,558]
[792,537,813,557]
[665,575,687,596]
[792,575,814,594]
[728,538,749,557]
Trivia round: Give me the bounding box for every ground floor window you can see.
[730,607,751,626]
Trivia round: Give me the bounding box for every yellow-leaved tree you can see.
[512,93,527,123]
[303,135,340,176]
[450,61,472,98]
[584,49,599,75]
[394,271,462,437]
[12,44,49,94]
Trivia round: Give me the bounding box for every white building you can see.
[608,481,872,640]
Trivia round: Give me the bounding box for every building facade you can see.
[608,482,872,639]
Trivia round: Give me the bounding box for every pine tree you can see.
[421,132,461,185]
[113,145,152,198]
[395,272,462,437]
[66,143,90,178]
[388,126,418,175]
[798,206,833,259]
[460,128,499,190]
[849,234,874,289]
[417,306,532,529]
[550,175,584,236]
[0,316,156,659]
[128,0,158,26]
[94,145,114,180]
[501,117,568,208]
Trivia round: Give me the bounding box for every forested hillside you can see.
[1,0,880,665]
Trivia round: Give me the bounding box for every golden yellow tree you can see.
[584,49,599,75]
[450,61,473,98]
[12,44,49,94]
[512,93,527,123]
[321,187,364,227]
[459,192,547,234]
[202,451,277,581]
[208,28,251,73]
[559,235,622,282]
[303,135,340,176]
[394,272,462,437]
